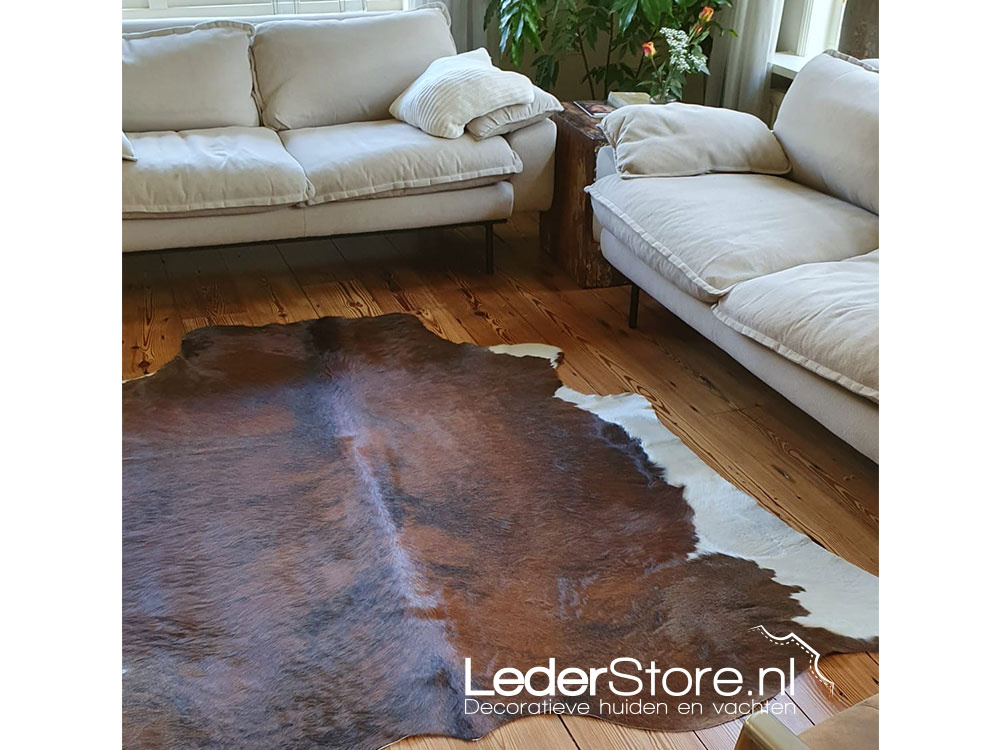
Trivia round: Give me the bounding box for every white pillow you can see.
[122,132,136,161]
[122,21,258,132]
[600,103,790,178]
[467,87,563,139]
[390,49,534,139]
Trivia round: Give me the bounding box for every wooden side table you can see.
[540,103,625,288]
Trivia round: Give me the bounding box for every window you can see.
[122,0,405,20]
[772,0,846,78]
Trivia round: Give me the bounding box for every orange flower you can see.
[699,6,714,23]
[642,41,656,57]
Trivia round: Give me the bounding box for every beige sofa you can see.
[122,4,556,269]
[588,51,879,462]
[736,694,879,749]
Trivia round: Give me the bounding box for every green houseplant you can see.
[643,6,715,103]
[484,0,732,100]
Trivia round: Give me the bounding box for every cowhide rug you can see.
[123,314,877,749]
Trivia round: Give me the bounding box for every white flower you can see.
[658,25,709,78]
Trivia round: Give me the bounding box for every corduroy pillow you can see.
[390,49,534,139]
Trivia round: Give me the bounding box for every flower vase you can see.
[649,90,679,105]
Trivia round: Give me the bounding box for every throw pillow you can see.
[123,132,137,161]
[600,103,791,178]
[390,48,534,139]
[466,87,563,139]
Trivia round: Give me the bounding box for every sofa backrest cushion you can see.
[122,21,259,132]
[773,50,879,214]
[252,7,457,130]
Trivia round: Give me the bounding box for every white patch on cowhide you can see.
[490,345,878,642]
[557,388,878,641]
[488,343,562,367]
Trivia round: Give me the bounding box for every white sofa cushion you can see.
[123,127,312,216]
[467,87,563,139]
[122,21,258,132]
[252,7,456,130]
[599,103,790,178]
[713,250,879,402]
[390,49,534,139]
[587,173,878,302]
[773,51,879,214]
[279,120,522,205]
[122,132,136,161]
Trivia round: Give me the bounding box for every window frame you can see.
[772,0,846,79]
[122,0,406,20]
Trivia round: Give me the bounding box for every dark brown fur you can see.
[123,315,874,748]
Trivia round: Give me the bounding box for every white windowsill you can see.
[771,52,810,80]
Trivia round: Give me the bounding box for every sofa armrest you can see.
[596,145,616,180]
[735,712,810,750]
[591,146,618,241]
[504,117,557,212]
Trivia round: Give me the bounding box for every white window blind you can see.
[122,0,405,20]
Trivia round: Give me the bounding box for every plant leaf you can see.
[616,0,639,32]
[639,0,660,26]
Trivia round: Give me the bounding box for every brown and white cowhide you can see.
[123,314,877,749]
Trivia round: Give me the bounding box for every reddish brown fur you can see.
[123,315,874,748]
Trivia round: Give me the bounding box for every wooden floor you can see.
[123,214,878,750]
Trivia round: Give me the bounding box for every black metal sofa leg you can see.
[628,282,640,329]
[485,223,495,274]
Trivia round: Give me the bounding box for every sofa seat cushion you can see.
[586,173,878,302]
[713,251,879,402]
[279,120,523,205]
[123,127,313,216]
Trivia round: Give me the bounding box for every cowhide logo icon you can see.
[752,626,837,694]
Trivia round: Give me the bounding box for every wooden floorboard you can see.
[564,715,708,749]
[122,252,184,379]
[122,215,878,749]
[394,716,580,750]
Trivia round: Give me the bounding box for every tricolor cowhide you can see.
[123,314,878,749]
